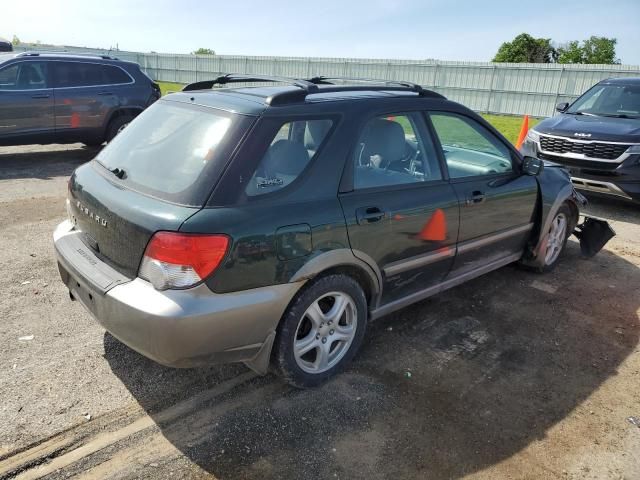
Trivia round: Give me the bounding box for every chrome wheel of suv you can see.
[545,212,568,265]
[293,291,357,374]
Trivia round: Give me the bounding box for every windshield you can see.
[96,100,244,206]
[567,84,640,118]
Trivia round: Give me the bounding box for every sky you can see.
[2,0,639,64]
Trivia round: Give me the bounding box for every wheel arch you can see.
[288,249,382,310]
[243,249,382,376]
[521,179,583,269]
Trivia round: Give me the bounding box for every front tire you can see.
[273,274,368,388]
[539,203,572,272]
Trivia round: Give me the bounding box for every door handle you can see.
[97,91,113,96]
[356,206,386,225]
[31,93,50,99]
[465,191,486,206]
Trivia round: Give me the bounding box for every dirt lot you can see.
[0,144,638,480]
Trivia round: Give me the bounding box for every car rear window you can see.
[95,100,249,206]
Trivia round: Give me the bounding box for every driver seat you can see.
[358,118,407,169]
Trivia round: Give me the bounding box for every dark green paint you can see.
[181,198,350,294]
[339,182,460,304]
[276,224,313,260]
[69,162,198,278]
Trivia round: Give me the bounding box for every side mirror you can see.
[556,102,569,112]
[522,156,544,176]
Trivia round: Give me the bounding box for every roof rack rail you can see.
[16,51,118,60]
[182,73,445,105]
[183,74,317,90]
[305,76,444,99]
[183,74,320,105]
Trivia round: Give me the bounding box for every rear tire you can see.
[105,115,134,143]
[273,274,368,388]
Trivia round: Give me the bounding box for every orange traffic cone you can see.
[515,115,529,150]
[419,208,447,242]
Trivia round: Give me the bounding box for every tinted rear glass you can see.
[103,65,132,84]
[54,62,105,87]
[95,100,249,206]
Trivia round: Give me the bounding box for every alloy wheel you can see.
[544,212,567,265]
[293,291,358,374]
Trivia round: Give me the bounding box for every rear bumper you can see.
[53,220,301,369]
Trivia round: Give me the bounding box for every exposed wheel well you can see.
[565,199,580,230]
[316,265,376,306]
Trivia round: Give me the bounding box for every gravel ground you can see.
[0,144,638,480]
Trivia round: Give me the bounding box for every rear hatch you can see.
[68,99,253,278]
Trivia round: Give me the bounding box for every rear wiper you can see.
[110,167,127,179]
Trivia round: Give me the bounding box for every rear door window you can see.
[53,62,106,88]
[245,119,333,196]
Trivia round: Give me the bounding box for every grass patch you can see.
[156,81,185,96]
[481,114,540,145]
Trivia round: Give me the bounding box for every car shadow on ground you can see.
[104,240,640,479]
[0,145,97,180]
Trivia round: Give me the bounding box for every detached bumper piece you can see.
[573,217,616,258]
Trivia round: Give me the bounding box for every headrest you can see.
[264,139,310,177]
[359,119,406,167]
[304,120,332,150]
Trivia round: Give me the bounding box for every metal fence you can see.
[14,44,640,117]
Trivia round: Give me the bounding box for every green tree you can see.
[192,48,215,55]
[582,36,618,64]
[11,34,20,45]
[493,33,557,63]
[557,36,619,64]
[556,40,582,63]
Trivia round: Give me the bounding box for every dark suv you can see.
[522,77,640,203]
[0,52,160,146]
[0,37,12,52]
[53,75,610,387]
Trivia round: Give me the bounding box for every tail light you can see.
[139,232,229,290]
